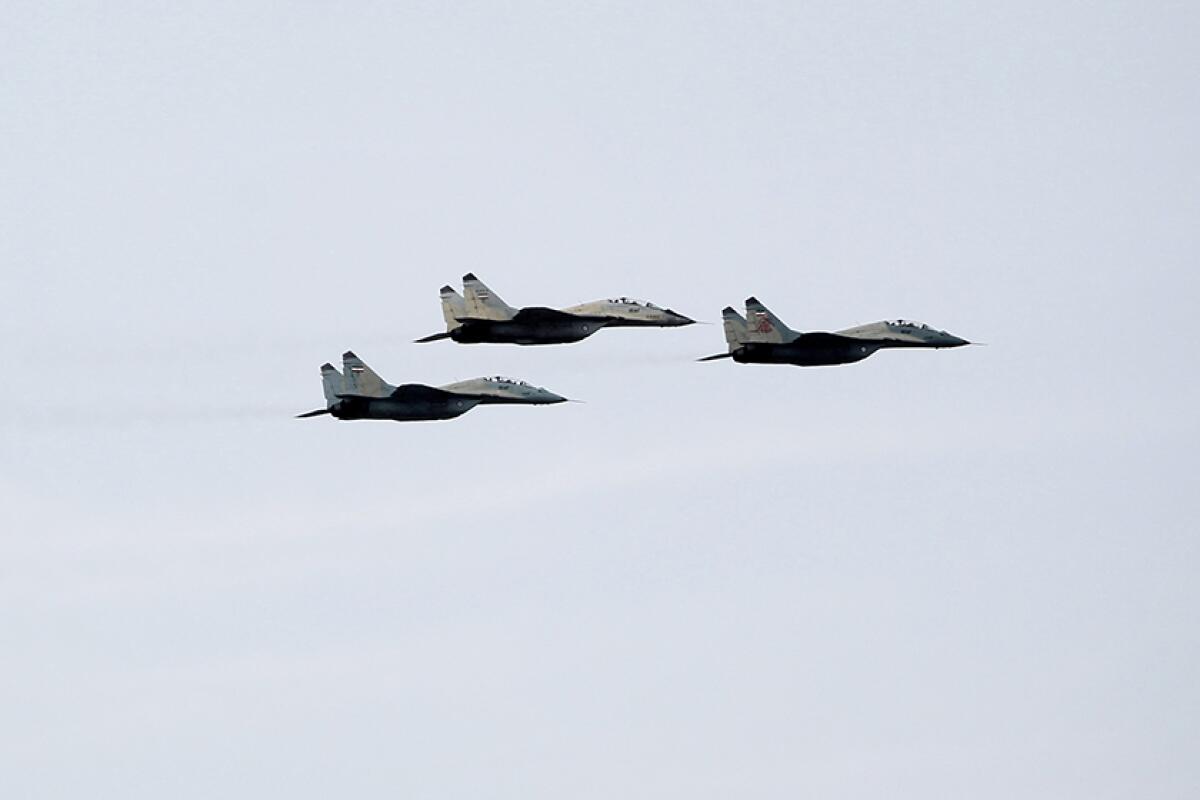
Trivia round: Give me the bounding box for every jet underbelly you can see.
[452,319,603,345]
[365,396,480,421]
[735,335,880,366]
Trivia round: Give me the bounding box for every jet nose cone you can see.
[522,387,569,404]
[944,334,971,347]
[664,309,695,326]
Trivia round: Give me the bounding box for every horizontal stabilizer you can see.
[414,331,452,343]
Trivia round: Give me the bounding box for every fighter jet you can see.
[699,298,970,367]
[296,351,570,422]
[415,273,694,345]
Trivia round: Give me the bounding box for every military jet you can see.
[296,351,569,422]
[699,298,970,367]
[415,273,694,345]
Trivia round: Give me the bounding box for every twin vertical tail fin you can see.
[297,363,344,417]
[414,286,466,342]
[462,273,518,320]
[341,351,395,397]
[698,306,748,361]
[417,276,512,343]
[699,298,799,362]
[743,297,798,343]
[321,363,343,405]
[439,285,467,330]
[722,306,749,349]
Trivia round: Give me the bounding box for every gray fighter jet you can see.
[296,352,569,422]
[415,273,694,345]
[699,298,970,367]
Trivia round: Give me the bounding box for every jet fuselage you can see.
[730,332,968,367]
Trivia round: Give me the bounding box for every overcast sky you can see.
[2,2,1198,797]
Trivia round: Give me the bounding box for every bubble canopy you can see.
[606,297,661,309]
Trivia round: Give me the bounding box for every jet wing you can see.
[388,383,461,402]
[452,308,607,325]
[796,331,860,345]
[334,385,459,402]
[512,306,607,324]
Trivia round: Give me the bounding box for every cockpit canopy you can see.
[888,319,935,331]
[482,376,531,387]
[607,297,661,309]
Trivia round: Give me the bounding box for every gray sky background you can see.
[2,1,1198,797]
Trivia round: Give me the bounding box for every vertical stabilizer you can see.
[722,307,749,350]
[440,285,468,330]
[321,363,343,405]
[462,273,517,320]
[341,351,395,397]
[743,297,799,343]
